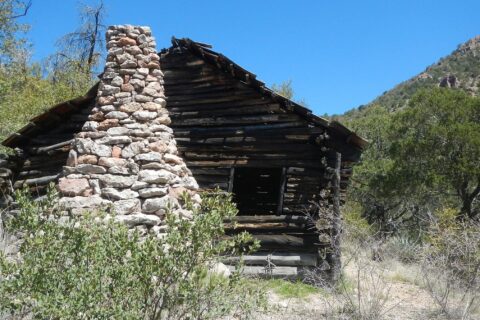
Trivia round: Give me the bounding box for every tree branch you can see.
[8,0,32,20]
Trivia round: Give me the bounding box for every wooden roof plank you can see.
[168,37,367,151]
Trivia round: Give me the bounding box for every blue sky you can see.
[21,0,480,115]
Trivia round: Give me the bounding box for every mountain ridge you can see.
[344,35,480,117]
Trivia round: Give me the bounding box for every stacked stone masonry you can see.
[58,25,200,233]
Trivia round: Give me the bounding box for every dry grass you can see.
[384,259,422,286]
[252,233,479,320]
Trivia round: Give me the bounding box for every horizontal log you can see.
[168,97,276,111]
[190,168,231,175]
[183,151,324,161]
[172,124,321,138]
[177,143,321,153]
[225,215,310,223]
[163,74,225,86]
[17,169,61,178]
[168,93,260,107]
[171,114,302,127]
[227,265,299,278]
[170,103,282,118]
[225,222,302,230]
[253,234,314,247]
[167,88,256,103]
[185,159,324,169]
[176,136,314,146]
[29,139,73,154]
[223,253,317,267]
[13,174,60,188]
[28,134,76,146]
[164,81,240,93]
[164,81,249,94]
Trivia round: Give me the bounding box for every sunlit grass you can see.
[264,279,324,299]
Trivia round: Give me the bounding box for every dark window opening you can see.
[232,167,283,215]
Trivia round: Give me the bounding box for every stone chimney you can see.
[58,25,199,230]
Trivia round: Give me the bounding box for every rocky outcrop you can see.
[439,75,458,88]
[58,25,199,233]
[357,35,480,113]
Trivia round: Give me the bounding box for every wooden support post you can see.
[227,167,235,193]
[329,152,342,283]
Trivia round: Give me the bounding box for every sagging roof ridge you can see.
[2,37,367,150]
[165,37,368,150]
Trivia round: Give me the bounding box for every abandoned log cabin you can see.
[0,25,367,280]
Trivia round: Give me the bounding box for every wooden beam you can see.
[227,265,299,278]
[29,139,73,154]
[223,253,317,267]
[13,174,60,188]
[326,152,342,283]
[224,215,309,223]
[224,222,306,232]
[227,167,235,193]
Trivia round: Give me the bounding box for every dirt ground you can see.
[255,283,445,320]
[250,256,471,320]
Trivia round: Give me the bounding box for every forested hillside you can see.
[346,35,480,117]
[339,36,480,231]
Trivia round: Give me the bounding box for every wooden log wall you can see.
[0,46,359,280]
[160,50,353,278]
[7,102,95,197]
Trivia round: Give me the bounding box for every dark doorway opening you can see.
[232,167,283,215]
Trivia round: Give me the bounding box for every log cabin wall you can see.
[159,46,361,278]
[1,36,365,280]
[14,105,95,196]
[1,91,97,199]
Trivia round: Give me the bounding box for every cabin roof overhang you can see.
[2,38,367,153]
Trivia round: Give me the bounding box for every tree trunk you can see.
[460,178,480,220]
[86,3,103,73]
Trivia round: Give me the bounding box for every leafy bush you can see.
[343,202,373,243]
[0,187,265,319]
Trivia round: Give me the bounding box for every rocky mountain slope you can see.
[345,35,480,116]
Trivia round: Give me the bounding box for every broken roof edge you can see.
[1,82,99,148]
[166,37,368,151]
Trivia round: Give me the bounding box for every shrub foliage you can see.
[0,188,264,319]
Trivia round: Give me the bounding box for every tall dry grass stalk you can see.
[420,213,480,320]
[303,221,397,320]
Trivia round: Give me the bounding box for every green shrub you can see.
[0,187,265,319]
[343,202,373,245]
[265,279,323,299]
